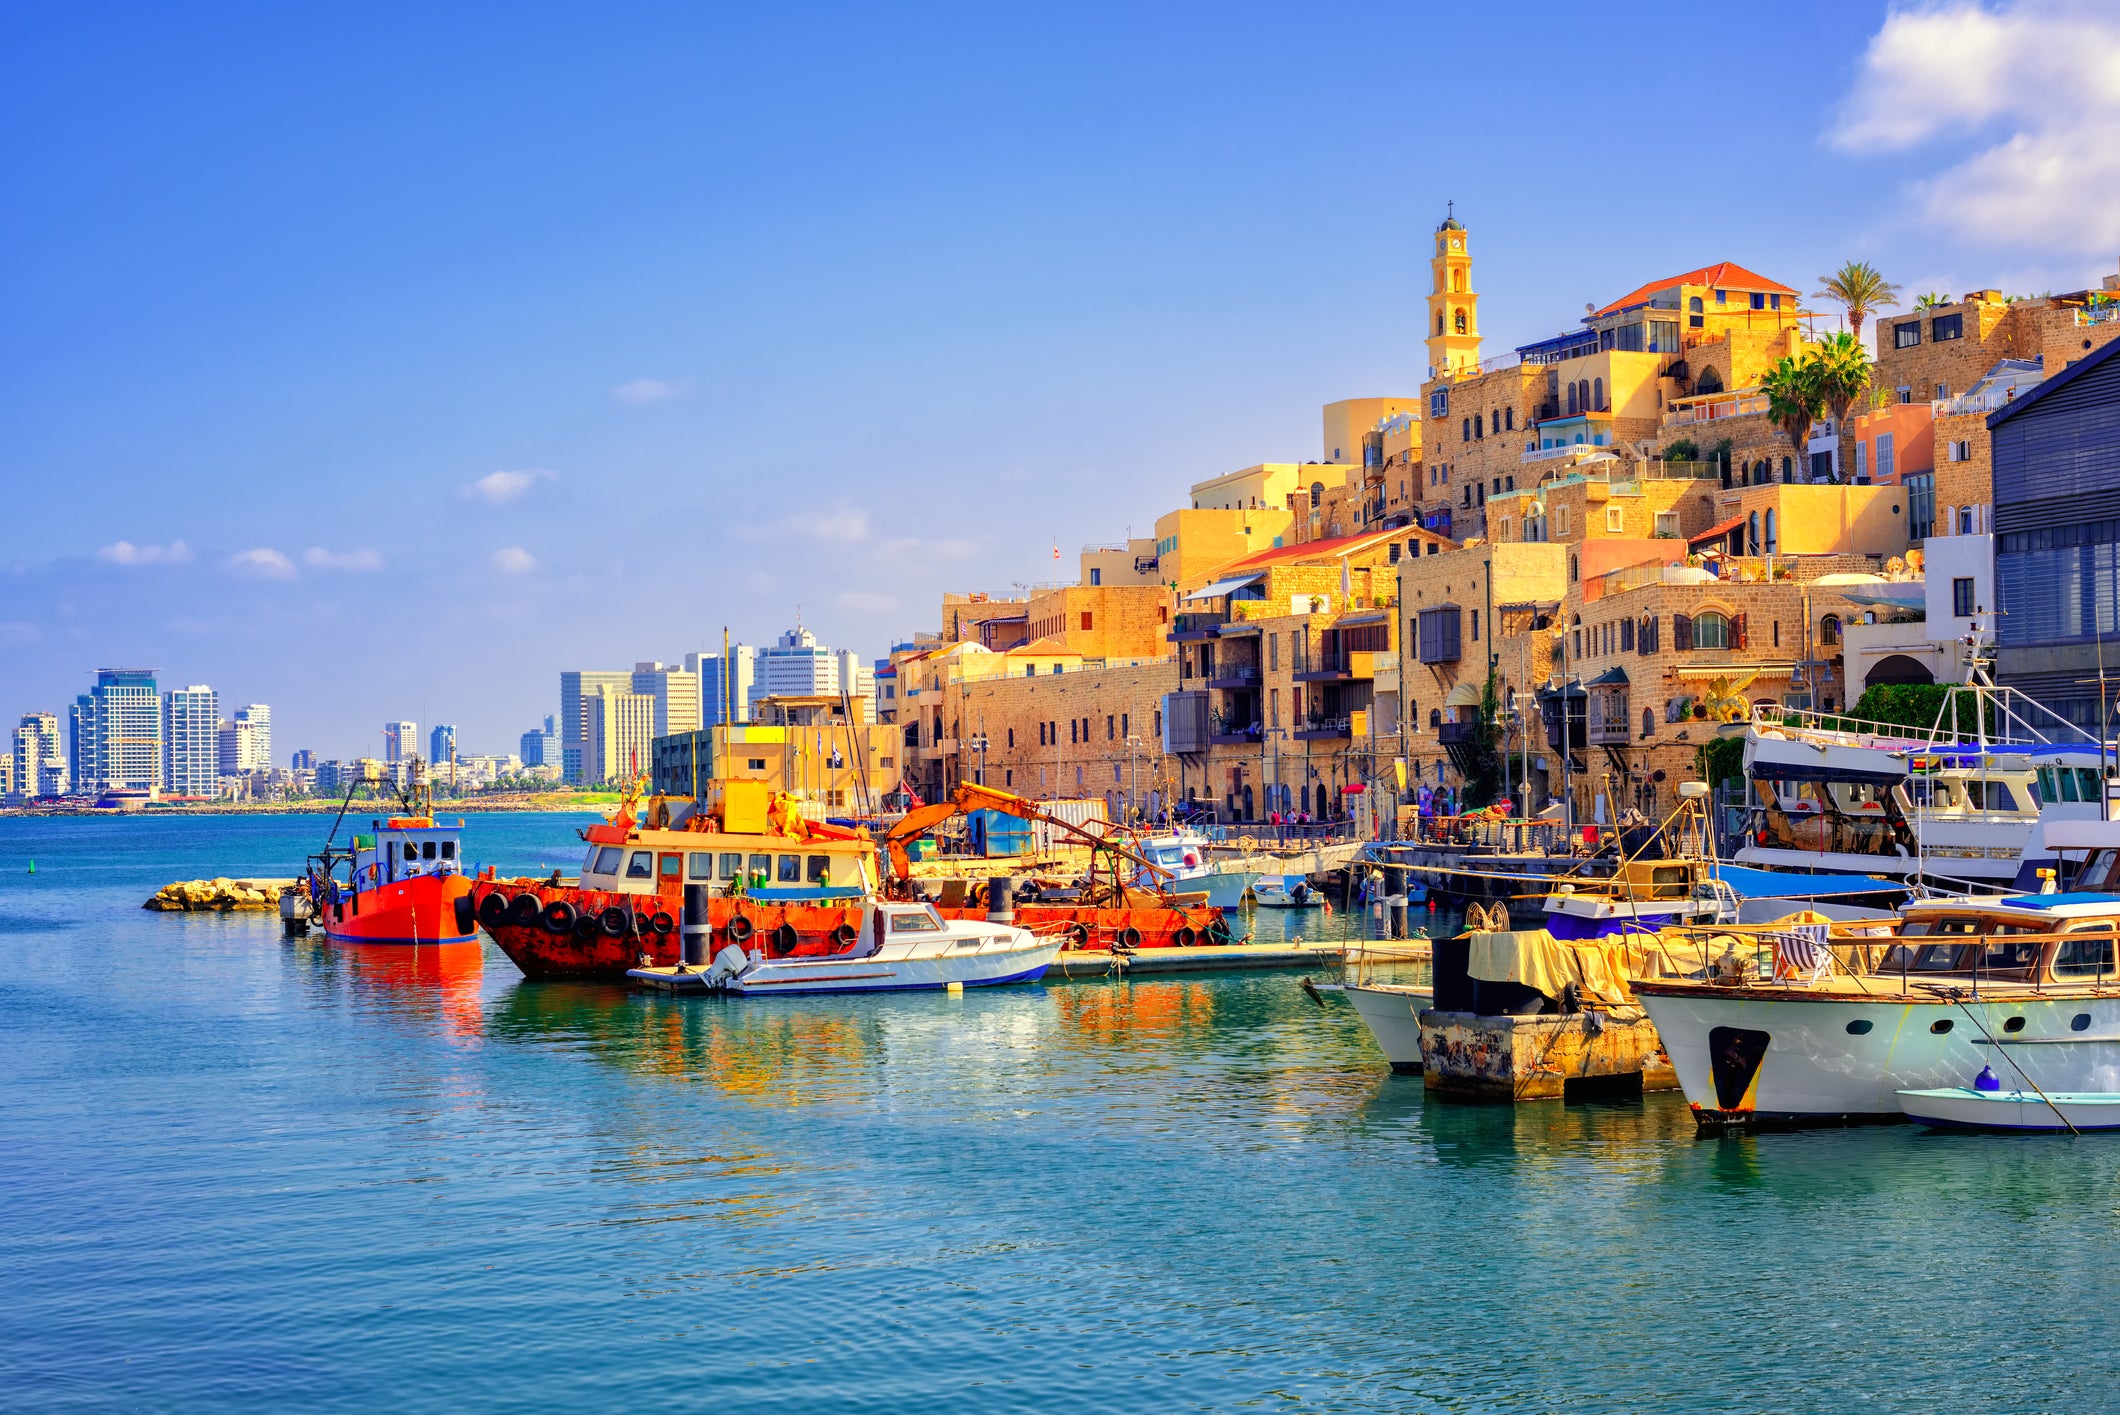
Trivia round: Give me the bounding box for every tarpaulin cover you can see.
[1710,864,1906,899]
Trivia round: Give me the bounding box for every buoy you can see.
[945,980,964,996]
[1974,1065,2001,1092]
[27,860,35,874]
[1427,898,1437,911]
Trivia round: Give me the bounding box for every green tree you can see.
[1759,355,1824,471]
[1810,331,1874,432]
[1814,260,1903,343]
[1662,436,1699,463]
[1462,672,1507,808]
[1913,291,1948,310]
[1850,683,1995,736]
[1696,735,1744,793]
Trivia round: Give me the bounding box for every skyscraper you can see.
[163,685,220,798]
[520,715,558,768]
[11,713,63,801]
[559,671,632,783]
[68,694,97,794]
[90,669,160,794]
[631,662,701,738]
[383,721,418,763]
[583,685,656,786]
[755,627,875,716]
[234,704,270,769]
[689,647,759,726]
[429,724,457,766]
[217,718,265,777]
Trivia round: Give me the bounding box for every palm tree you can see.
[1913,291,1948,311]
[1760,355,1824,476]
[1814,261,1903,343]
[1810,332,1874,427]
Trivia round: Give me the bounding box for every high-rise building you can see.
[234,704,270,769]
[519,716,558,768]
[429,724,457,766]
[163,685,220,798]
[217,718,263,777]
[583,685,657,786]
[631,662,702,738]
[68,694,97,794]
[756,627,875,716]
[89,669,160,794]
[10,713,63,801]
[689,647,759,726]
[383,721,418,763]
[560,671,632,783]
[291,748,316,771]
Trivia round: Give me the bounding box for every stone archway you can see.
[1865,654,1935,690]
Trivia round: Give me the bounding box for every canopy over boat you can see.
[1709,864,1907,899]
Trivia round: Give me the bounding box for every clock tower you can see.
[1425,207,1481,378]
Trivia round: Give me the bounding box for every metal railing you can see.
[1668,394,1769,425]
[2076,304,2120,328]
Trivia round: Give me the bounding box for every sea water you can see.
[0,813,2112,1413]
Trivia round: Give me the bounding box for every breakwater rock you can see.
[144,878,298,912]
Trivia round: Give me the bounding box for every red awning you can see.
[1689,514,1744,545]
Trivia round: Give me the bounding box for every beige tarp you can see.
[1467,910,1847,1001]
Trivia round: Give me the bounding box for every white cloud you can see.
[227,548,297,579]
[1831,2,2120,252]
[611,377,684,406]
[463,469,554,504]
[491,546,539,574]
[97,538,192,566]
[302,547,384,572]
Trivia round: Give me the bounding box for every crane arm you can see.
[882,782,1170,881]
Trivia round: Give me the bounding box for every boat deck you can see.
[627,939,1350,991]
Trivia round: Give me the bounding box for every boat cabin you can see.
[576,826,877,900]
[352,816,464,892]
[1872,897,2120,985]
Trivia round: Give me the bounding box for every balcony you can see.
[1587,700,1633,747]
[1437,719,1478,747]
[1170,611,1228,641]
[1667,393,1769,426]
[1522,441,1617,465]
[1210,727,1263,746]
[1207,664,1262,689]
[1294,716,1352,741]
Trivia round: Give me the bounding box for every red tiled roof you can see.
[1689,514,1745,545]
[1594,262,1797,318]
[1220,526,1451,573]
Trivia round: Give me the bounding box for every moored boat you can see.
[1897,1082,2120,1132]
[305,761,477,946]
[665,898,1059,996]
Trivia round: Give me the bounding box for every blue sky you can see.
[5,1,2116,761]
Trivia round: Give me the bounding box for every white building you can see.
[757,627,875,718]
[632,662,702,737]
[560,671,632,783]
[235,704,270,771]
[163,686,221,798]
[383,721,418,763]
[217,718,261,777]
[10,713,64,802]
[583,686,657,786]
[89,669,160,795]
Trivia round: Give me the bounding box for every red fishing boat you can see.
[304,761,478,946]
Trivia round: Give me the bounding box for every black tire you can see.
[770,923,799,955]
[598,907,629,938]
[1067,923,1090,947]
[541,900,576,935]
[453,894,476,935]
[478,893,510,927]
[1116,926,1142,949]
[726,914,755,944]
[649,911,675,936]
[1206,919,1233,947]
[507,893,542,928]
[830,922,857,947]
[573,914,601,941]
[1172,926,1197,948]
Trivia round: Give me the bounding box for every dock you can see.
[1044,940,1346,978]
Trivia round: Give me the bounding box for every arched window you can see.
[1764,508,1778,555]
[1567,383,1579,415]
[1820,614,1843,646]
[1695,612,1731,649]
[1505,407,1514,431]
[1474,414,1484,438]
[1696,366,1725,395]
[1310,481,1324,507]
[1572,612,1583,659]
[1781,456,1793,483]
[1688,295,1703,313]
[1454,308,1467,334]
[1462,418,1471,442]
[1436,311,1445,335]
[1452,269,1465,292]
[1747,511,1760,555]
[1569,554,1579,582]
[1429,708,1442,728]
[1593,377,1604,411]
[1642,707,1655,738]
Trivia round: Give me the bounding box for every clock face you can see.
[1450,238,1461,250]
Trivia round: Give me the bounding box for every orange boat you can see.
[305,763,478,946]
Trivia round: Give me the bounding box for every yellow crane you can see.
[881,783,1174,906]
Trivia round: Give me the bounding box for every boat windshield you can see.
[889,908,944,934]
[589,846,622,875]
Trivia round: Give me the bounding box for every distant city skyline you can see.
[4,2,2114,752]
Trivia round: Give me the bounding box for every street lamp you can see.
[968,733,990,787]
[1125,733,1141,821]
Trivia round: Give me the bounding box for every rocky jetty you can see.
[144,878,298,912]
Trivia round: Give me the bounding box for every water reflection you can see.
[283,936,487,1040]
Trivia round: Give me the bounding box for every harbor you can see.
[8,806,2120,1412]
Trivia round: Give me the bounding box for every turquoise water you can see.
[1,813,2113,1412]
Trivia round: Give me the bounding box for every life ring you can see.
[1172,926,1197,948]
[477,892,510,927]
[649,911,675,936]
[1067,922,1090,947]
[573,914,601,941]
[507,893,542,928]
[1115,926,1142,949]
[453,894,476,935]
[541,900,577,935]
[596,906,629,938]
[1239,835,1257,851]
[770,923,800,955]
[1206,919,1233,946]
[726,914,755,944]
[830,922,858,947]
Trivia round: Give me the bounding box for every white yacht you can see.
[683,900,1061,996]
[1131,830,1257,910]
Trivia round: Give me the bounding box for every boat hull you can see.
[472,879,868,981]
[728,938,1061,995]
[1634,982,2120,1126]
[1898,1087,2120,1131]
[321,873,477,946]
[1343,984,1434,1072]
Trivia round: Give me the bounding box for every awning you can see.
[1183,573,1264,603]
[1710,864,1910,899]
[1444,681,1484,707]
[1689,515,1744,545]
[1587,665,1630,687]
[1336,611,1389,626]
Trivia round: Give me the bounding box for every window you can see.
[626,851,654,879]
[1122,713,1128,738]
[1694,612,1730,649]
[1688,296,1703,313]
[1556,505,1569,536]
[778,854,802,883]
[1310,481,1323,507]
[1593,377,1604,410]
[1654,511,1679,537]
[1772,620,1780,647]
[1462,417,1471,442]
[1471,610,1480,641]
[1430,388,1448,418]
[719,852,744,880]
[1416,607,1462,664]
[1673,613,1692,650]
[1947,439,1971,462]
[1106,715,1115,740]
[1606,506,1624,532]
[1080,611,1093,631]
[1474,414,1484,438]
[1907,472,1935,540]
[1268,633,1278,671]
[1932,312,1963,342]
[1621,618,1635,652]
[1747,511,1760,555]
[1714,288,1727,304]
[747,757,766,770]
[1953,577,1976,617]
[1764,508,1778,554]
[1638,616,1660,653]
[1569,554,1579,582]
[1853,441,1869,482]
[1894,321,1922,349]
[1505,408,1514,431]
[1088,567,1100,585]
[1820,614,1842,646]
[807,855,831,882]
[1876,431,1896,482]
[1751,292,1766,310]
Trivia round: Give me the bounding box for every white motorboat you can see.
[1252,873,1318,909]
[1342,982,1434,1072]
[1133,831,1257,909]
[1634,888,2120,1126]
[1898,1084,2120,1132]
[686,900,1059,996]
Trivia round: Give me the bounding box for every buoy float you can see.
[27,860,35,875]
[945,980,964,996]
